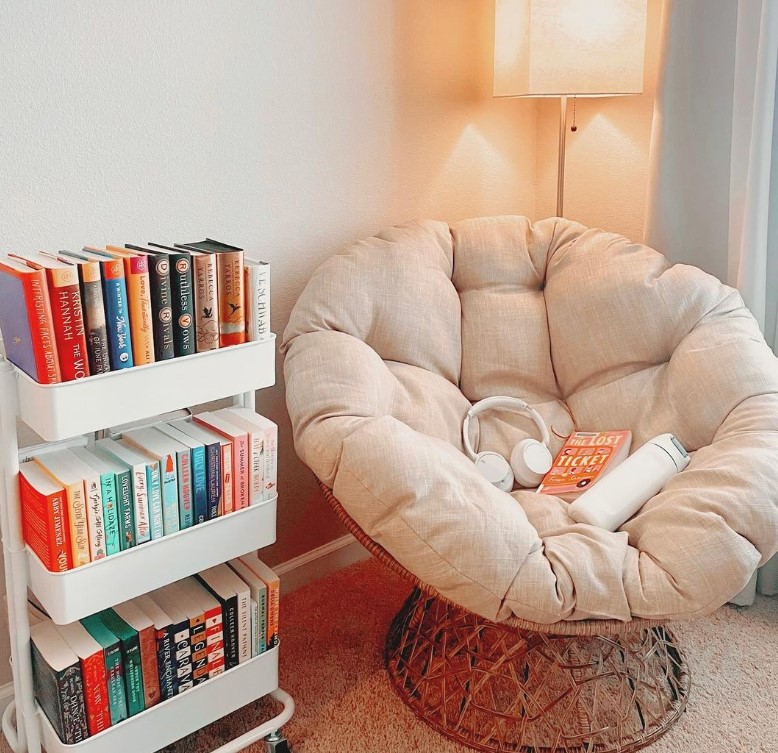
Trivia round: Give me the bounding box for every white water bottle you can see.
[568,434,690,531]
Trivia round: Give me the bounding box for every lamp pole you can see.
[557,95,567,218]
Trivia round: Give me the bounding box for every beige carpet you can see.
[11,559,778,752]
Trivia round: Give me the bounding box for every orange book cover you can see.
[537,430,632,497]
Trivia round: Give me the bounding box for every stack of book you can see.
[0,239,271,384]
[21,408,278,571]
[30,556,280,744]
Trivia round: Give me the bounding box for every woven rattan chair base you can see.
[385,588,690,753]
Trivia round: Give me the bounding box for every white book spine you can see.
[236,590,250,663]
[84,476,106,560]
[246,262,270,342]
[262,423,277,501]
[147,463,164,540]
[248,431,264,505]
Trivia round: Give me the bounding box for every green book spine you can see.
[146,462,164,540]
[99,610,145,716]
[80,615,128,725]
[115,468,135,550]
[99,471,121,556]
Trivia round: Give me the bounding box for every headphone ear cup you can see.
[474,451,514,492]
[510,439,553,487]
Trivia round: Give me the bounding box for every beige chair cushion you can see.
[282,216,778,624]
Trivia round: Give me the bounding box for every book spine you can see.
[101,259,134,369]
[246,262,271,341]
[237,590,250,663]
[115,469,136,550]
[65,480,91,568]
[103,642,128,725]
[224,594,239,669]
[248,430,264,505]
[262,421,278,501]
[60,664,89,743]
[221,442,234,515]
[193,253,220,352]
[138,625,161,708]
[177,450,194,529]
[19,472,71,572]
[189,614,208,686]
[146,254,175,361]
[250,598,258,658]
[122,634,145,716]
[205,443,221,520]
[258,586,267,654]
[146,462,164,540]
[23,270,62,383]
[99,472,121,556]
[204,606,225,678]
[169,253,195,357]
[31,642,85,743]
[79,261,111,374]
[234,433,249,510]
[191,446,208,524]
[172,619,193,694]
[130,465,151,545]
[82,652,110,736]
[47,268,90,381]
[159,453,181,535]
[84,476,106,561]
[216,250,246,347]
[123,255,155,365]
[266,576,279,649]
[155,625,175,701]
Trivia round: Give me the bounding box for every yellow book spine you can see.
[63,479,91,567]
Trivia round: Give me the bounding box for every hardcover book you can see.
[132,594,175,701]
[235,553,279,649]
[113,600,161,709]
[98,608,145,717]
[148,244,196,357]
[19,461,71,572]
[537,430,633,497]
[188,250,220,352]
[0,257,61,383]
[30,620,89,744]
[193,412,249,511]
[71,448,122,557]
[80,614,128,726]
[170,419,224,520]
[244,258,271,342]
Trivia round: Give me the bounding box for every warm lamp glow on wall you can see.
[494,0,647,216]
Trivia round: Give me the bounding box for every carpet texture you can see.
[10,558,778,752]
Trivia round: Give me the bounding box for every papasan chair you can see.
[281,216,778,752]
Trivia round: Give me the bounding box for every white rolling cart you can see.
[0,336,294,753]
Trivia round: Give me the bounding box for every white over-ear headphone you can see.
[462,396,553,492]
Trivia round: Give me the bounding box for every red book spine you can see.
[82,652,110,735]
[19,471,72,572]
[204,605,225,678]
[46,267,90,381]
[138,625,161,708]
[22,270,62,384]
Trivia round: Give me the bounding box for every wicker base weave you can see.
[386,588,690,753]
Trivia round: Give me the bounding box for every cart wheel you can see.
[265,729,292,753]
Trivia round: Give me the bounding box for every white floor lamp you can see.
[493,0,648,218]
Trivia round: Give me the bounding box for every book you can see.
[124,246,175,361]
[234,553,279,649]
[122,427,182,535]
[19,461,71,572]
[98,608,145,716]
[537,430,633,497]
[250,598,259,657]
[219,407,278,502]
[196,564,248,669]
[94,439,152,545]
[244,258,271,342]
[177,578,225,678]
[89,446,136,550]
[193,412,248,511]
[53,252,110,375]
[113,600,160,709]
[169,581,208,686]
[55,620,110,736]
[132,594,175,701]
[177,240,245,347]
[228,557,267,656]
[170,419,224,520]
[80,615,128,726]
[13,253,90,381]
[71,448,122,557]
[154,422,209,524]
[59,450,107,562]
[103,246,155,365]
[147,244,196,357]
[30,620,89,744]
[33,450,91,568]
[149,585,193,695]
[188,250,220,352]
[0,257,61,383]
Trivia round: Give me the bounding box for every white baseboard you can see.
[275,534,370,595]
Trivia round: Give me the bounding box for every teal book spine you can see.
[115,468,135,550]
[80,615,128,725]
[159,454,180,535]
[99,471,121,556]
[191,446,208,524]
[146,462,164,540]
[99,610,144,717]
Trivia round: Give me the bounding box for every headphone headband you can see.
[463,396,551,459]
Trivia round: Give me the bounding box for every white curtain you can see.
[645,0,778,601]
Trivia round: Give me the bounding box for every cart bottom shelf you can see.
[38,646,280,753]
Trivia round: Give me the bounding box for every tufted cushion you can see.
[282,216,778,623]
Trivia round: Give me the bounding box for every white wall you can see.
[0,0,537,685]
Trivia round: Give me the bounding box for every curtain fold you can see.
[645,0,778,601]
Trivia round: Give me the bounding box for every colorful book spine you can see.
[115,251,155,365]
[145,459,164,541]
[97,471,121,556]
[245,259,271,342]
[155,624,175,700]
[193,412,248,511]
[74,257,111,374]
[80,615,128,726]
[154,248,196,357]
[169,420,222,520]
[43,265,90,381]
[189,610,208,687]
[0,260,62,383]
[175,447,194,529]
[203,600,225,678]
[172,619,193,694]
[142,251,175,361]
[98,609,144,717]
[250,598,259,658]
[114,466,135,550]
[83,473,107,561]
[215,250,245,347]
[190,444,208,524]
[97,255,134,369]
[257,582,267,655]
[191,251,220,352]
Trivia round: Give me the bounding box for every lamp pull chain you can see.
[570,96,577,132]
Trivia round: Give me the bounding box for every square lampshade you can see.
[494,0,647,97]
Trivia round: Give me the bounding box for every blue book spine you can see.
[159,455,180,535]
[205,443,221,520]
[99,472,121,556]
[191,447,208,524]
[102,272,134,369]
[146,463,164,540]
